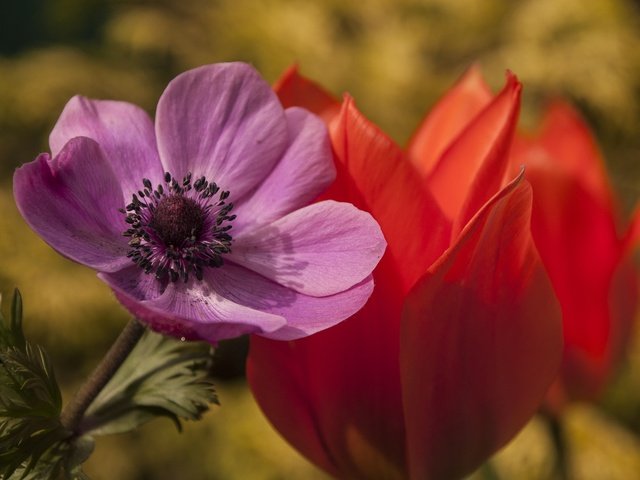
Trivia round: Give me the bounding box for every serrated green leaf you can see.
[64,435,94,476]
[5,440,67,480]
[81,330,217,436]
[0,290,69,480]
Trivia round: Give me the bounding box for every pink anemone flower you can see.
[13,62,386,343]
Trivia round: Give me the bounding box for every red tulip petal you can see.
[248,254,410,479]
[426,72,521,232]
[407,65,493,178]
[608,256,639,379]
[512,101,614,210]
[400,174,562,480]
[273,70,450,293]
[327,96,450,293]
[273,64,341,123]
[248,93,458,479]
[511,101,638,401]
[525,161,625,400]
[247,336,341,477]
[624,202,640,252]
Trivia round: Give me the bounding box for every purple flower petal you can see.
[230,200,386,296]
[99,267,287,343]
[208,263,375,340]
[155,63,288,200]
[14,137,130,272]
[49,96,164,199]
[100,265,167,301]
[14,62,385,345]
[232,107,335,234]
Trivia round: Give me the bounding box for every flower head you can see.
[248,66,563,479]
[14,62,386,343]
[511,101,639,406]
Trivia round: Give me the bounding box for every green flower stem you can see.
[479,461,501,480]
[59,318,146,435]
[543,411,570,480]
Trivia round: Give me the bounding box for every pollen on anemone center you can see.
[120,171,236,283]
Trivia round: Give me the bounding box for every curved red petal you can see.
[273,64,341,123]
[326,97,450,293]
[426,72,522,231]
[513,101,614,210]
[248,255,410,479]
[511,100,639,403]
[525,163,627,400]
[407,64,493,178]
[607,255,639,385]
[400,175,562,480]
[624,203,640,252]
[247,336,341,477]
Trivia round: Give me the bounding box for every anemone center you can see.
[120,172,236,283]
[149,195,204,247]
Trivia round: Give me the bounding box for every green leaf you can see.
[10,290,25,351]
[0,290,69,480]
[81,329,217,436]
[0,289,25,350]
[64,435,94,479]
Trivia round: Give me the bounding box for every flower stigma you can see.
[120,172,236,283]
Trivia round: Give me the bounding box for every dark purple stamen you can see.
[120,172,236,283]
[149,196,204,247]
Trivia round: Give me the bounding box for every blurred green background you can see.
[2,0,640,478]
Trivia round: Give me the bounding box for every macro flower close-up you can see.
[13,62,386,344]
[5,1,640,478]
[248,66,564,479]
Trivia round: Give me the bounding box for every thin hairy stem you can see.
[59,318,146,434]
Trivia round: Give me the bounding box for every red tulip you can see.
[247,66,563,479]
[511,102,638,406]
